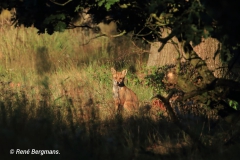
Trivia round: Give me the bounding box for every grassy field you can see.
[0,24,240,160]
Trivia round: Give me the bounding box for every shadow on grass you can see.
[35,47,53,76]
[0,85,240,160]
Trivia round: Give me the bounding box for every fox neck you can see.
[117,82,125,87]
[112,80,125,99]
[113,80,125,89]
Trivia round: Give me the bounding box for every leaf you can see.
[75,5,82,12]
[204,25,213,32]
[105,3,111,10]
[97,0,105,7]
[54,21,67,32]
[97,0,119,10]
[44,14,66,25]
[190,24,198,32]
[105,0,119,10]
[229,100,239,110]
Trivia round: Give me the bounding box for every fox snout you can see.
[114,79,124,86]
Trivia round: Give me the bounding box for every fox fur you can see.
[111,67,139,112]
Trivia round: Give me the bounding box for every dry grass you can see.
[0,24,239,160]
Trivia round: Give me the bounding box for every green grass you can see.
[0,25,239,160]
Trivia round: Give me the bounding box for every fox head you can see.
[111,67,127,87]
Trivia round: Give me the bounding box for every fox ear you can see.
[111,67,116,74]
[122,69,128,76]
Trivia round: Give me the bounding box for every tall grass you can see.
[0,24,239,160]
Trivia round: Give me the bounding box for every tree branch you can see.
[79,34,107,46]
[134,31,153,37]
[109,30,126,38]
[49,0,72,6]
[79,30,127,46]
[156,29,176,52]
[131,39,149,54]
[68,23,93,29]
[153,93,206,149]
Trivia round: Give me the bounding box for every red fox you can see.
[111,67,139,112]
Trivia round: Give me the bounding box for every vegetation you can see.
[0,0,240,159]
[0,21,238,160]
[1,0,240,51]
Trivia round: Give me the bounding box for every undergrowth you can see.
[0,24,239,160]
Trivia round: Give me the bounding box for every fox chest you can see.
[118,87,136,101]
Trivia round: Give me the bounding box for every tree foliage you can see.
[1,0,239,59]
[1,0,240,112]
